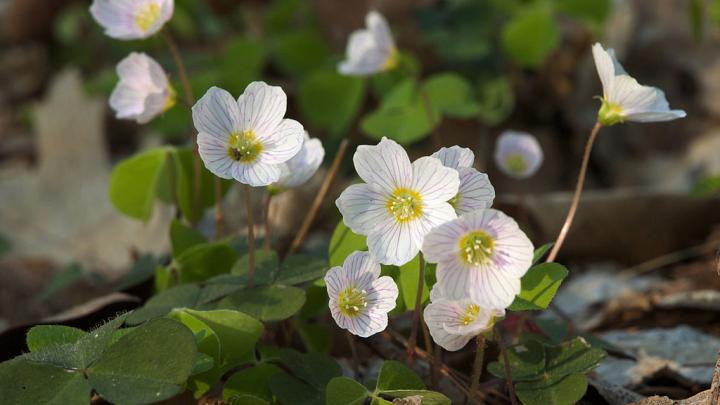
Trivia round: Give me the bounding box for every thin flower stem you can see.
[495,326,518,405]
[287,138,350,256]
[420,315,437,388]
[244,184,256,288]
[263,192,272,251]
[163,30,226,232]
[469,335,486,404]
[214,177,224,240]
[406,254,426,366]
[546,122,602,263]
[346,330,360,376]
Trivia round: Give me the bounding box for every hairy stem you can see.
[346,331,360,376]
[495,326,518,405]
[287,138,349,256]
[406,254,426,365]
[469,335,486,404]
[546,122,602,262]
[244,184,256,288]
[263,192,272,251]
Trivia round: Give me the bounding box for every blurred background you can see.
[1,0,720,398]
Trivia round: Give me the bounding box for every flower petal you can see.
[411,156,460,204]
[354,137,412,192]
[230,160,281,186]
[197,132,233,180]
[592,43,615,97]
[431,146,475,169]
[344,251,381,290]
[368,276,399,312]
[423,300,474,351]
[258,119,304,165]
[421,217,467,264]
[455,168,495,214]
[192,86,242,141]
[366,10,394,51]
[237,81,287,138]
[336,183,390,235]
[324,266,346,298]
[276,134,325,189]
[367,218,418,266]
[471,262,521,309]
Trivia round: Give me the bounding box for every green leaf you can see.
[271,30,331,78]
[270,372,324,405]
[277,349,342,390]
[509,263,568,311]
[501,7,560,68]
[298,68,365,137]
[232,250,279,285]
[556,0,611,25]
[398,255,428,311]
[109,147,169,221]
[197,274,246,304]
[35,263,84,303]
[326,377,369,405]
[0,359,91,405]
[0,233,11,257]
[378,390,451,405]
[170,219,207,258]
[691,174,720,196]
[26,325,85,352]
[191,352,215,375]
[228,394,271,405]
[176,242,237,283]
[277,254,328,285]
[224,364,284,403]
[172,148,232,225]
[361,80,438,145]
[26,314,127,369]
[422,73,480,118]
[544,338,606,379]
[87,318,197,405]
[219,285,306,321]
[115,254,158,291]
[220,37,266,92]
[476,76,515,126]
[168,310,222,396]
[126,284,201,325]
[532,243,554,264]
[329,220,367,268]
[487,339,546,381]
[298,322,332,353]
[376,360,425,391]
[515,373,588,405]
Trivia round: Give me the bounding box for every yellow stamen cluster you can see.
[382,47,400,71]
[162,86,177,112]
[227,130,263,163]
[504,153,528,176]
[598,99,624,126]
[338,287,368,317]
[135,3,161,33]
[386,188,423,222]
[458,230,495,265]
[461,304,481,325]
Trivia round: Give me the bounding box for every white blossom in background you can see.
[432,146,495,215]
[424,285,504,351]
[271,132,325,191]
[592,43,686,125]
[109,52,175,124]
[422,209,533,309]
[325,251,399,337]
[336,137,459,266]
[338,11,398,76]
[494,131,543,179]
[192,82,304,187]
[90,0,174,40]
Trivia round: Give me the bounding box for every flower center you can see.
[227,130,263,163]
[382,47,399,71]
[504,153,528,176]
[338,287,368,318]
[461,304,481,325]
[598,99,624,126]
[135,3,161,33]
[458,230,495,265]
[386,187,423,222]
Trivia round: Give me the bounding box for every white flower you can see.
[494,131,543,179]
[192,82,305,187]
[325,251,399,337]
[422,209,533,309]
[109,53,175,124]
[336,137,460,266]
[431,146,495,215]
[272,132,325,191]
[338,11,398,76]
[90,0,174,40]
[592,43,686,125]
[424,286,504,351]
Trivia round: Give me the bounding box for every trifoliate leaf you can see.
[219,285,306,321]
[329,220,367,268]
[326,377,369,405]
[26,325,85,352]
[0,359,91,405]
[501,7,559,68]
[508,263,568,311]
[109,147,170,222]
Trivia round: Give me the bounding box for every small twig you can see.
[214,177,224,240]
[263,192,272,251]
[287,138,349,256]
[244,184,256,288]
[346,331,360,376]
[618,239,720,279]
[469,335,487,404]
[546,121,602,262]
[495,326,518,405]
[407,254,426,365]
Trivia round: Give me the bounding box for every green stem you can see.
[406,254,426,365]
[244,184,256,288]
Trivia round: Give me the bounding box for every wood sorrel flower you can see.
[325,251,398,337]
[192,82,304,187]
[90,0,174,40]
[422,209,533,309]
[494,131,543,180]
[592,43,686,126]
[336,137,459,266]
[271,132,325,191]
[432,146,495,215]
[338,11,398,76]
[424,285,504,351]
[109,53,175,124]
